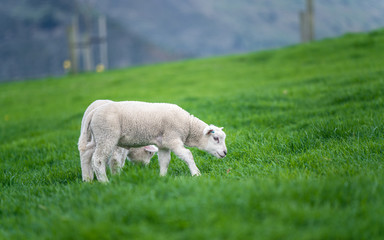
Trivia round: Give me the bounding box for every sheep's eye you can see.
[213,137,219,143]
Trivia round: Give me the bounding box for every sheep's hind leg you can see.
[158,149,171,176]
[172,146,201,176]
[80,141,95,182]
[92,143,115,183]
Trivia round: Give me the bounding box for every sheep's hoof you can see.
[192,172,201,177]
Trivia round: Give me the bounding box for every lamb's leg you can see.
[92,144,114,183]
[172,146,201,176]
[158,149,171,176]
[109,147,128,175]
[119,148,129,169]
[80,142,95,182]
[108,155,120,175]
[108,148,120,175]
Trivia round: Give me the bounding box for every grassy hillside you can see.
[1,29,384,239]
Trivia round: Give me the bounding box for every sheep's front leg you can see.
[172,146,201,176]
[158,149,171,176]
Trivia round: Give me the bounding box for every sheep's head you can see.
[203,125,227,158]
[128,145,159,165]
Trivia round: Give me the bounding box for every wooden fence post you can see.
[98,16,108,70]
[306,0,315,41]
[67,16,79,74]
[300,0,315,43]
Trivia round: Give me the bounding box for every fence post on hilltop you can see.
[82,14,93,72]
[82,32,93,71]
[67,16,79,74]
[98,15,108,70]
[299,0,315,43]
[306,0,315,41]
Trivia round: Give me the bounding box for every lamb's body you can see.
[78,100,158,182]
[81,101,227,182]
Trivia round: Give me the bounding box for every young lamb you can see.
[79,101,227,182]
[78,100,158,182]
[107,144,159,173]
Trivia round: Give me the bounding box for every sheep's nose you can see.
[224,150,227,156]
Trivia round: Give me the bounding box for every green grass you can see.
[1,30,384,239]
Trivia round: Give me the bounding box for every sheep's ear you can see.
[144,145,158,153]
[220,127,224,130]
[203,126,215,135]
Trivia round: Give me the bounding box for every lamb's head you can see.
[127,145,159,165]
[202,125,227,158]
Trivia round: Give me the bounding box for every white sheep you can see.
[78,100,158,182]
[78,101,227,182]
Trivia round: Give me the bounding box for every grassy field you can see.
[1,29,384,239]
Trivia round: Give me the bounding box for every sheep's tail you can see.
[78,108,96,152]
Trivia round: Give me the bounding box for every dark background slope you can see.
[1,0,384,81]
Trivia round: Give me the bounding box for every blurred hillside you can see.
[94,0,384,56]
[1,0,384,82]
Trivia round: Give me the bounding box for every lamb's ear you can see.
[203,126,215,135]
[220,127,224,130]
[144,145,159,153]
